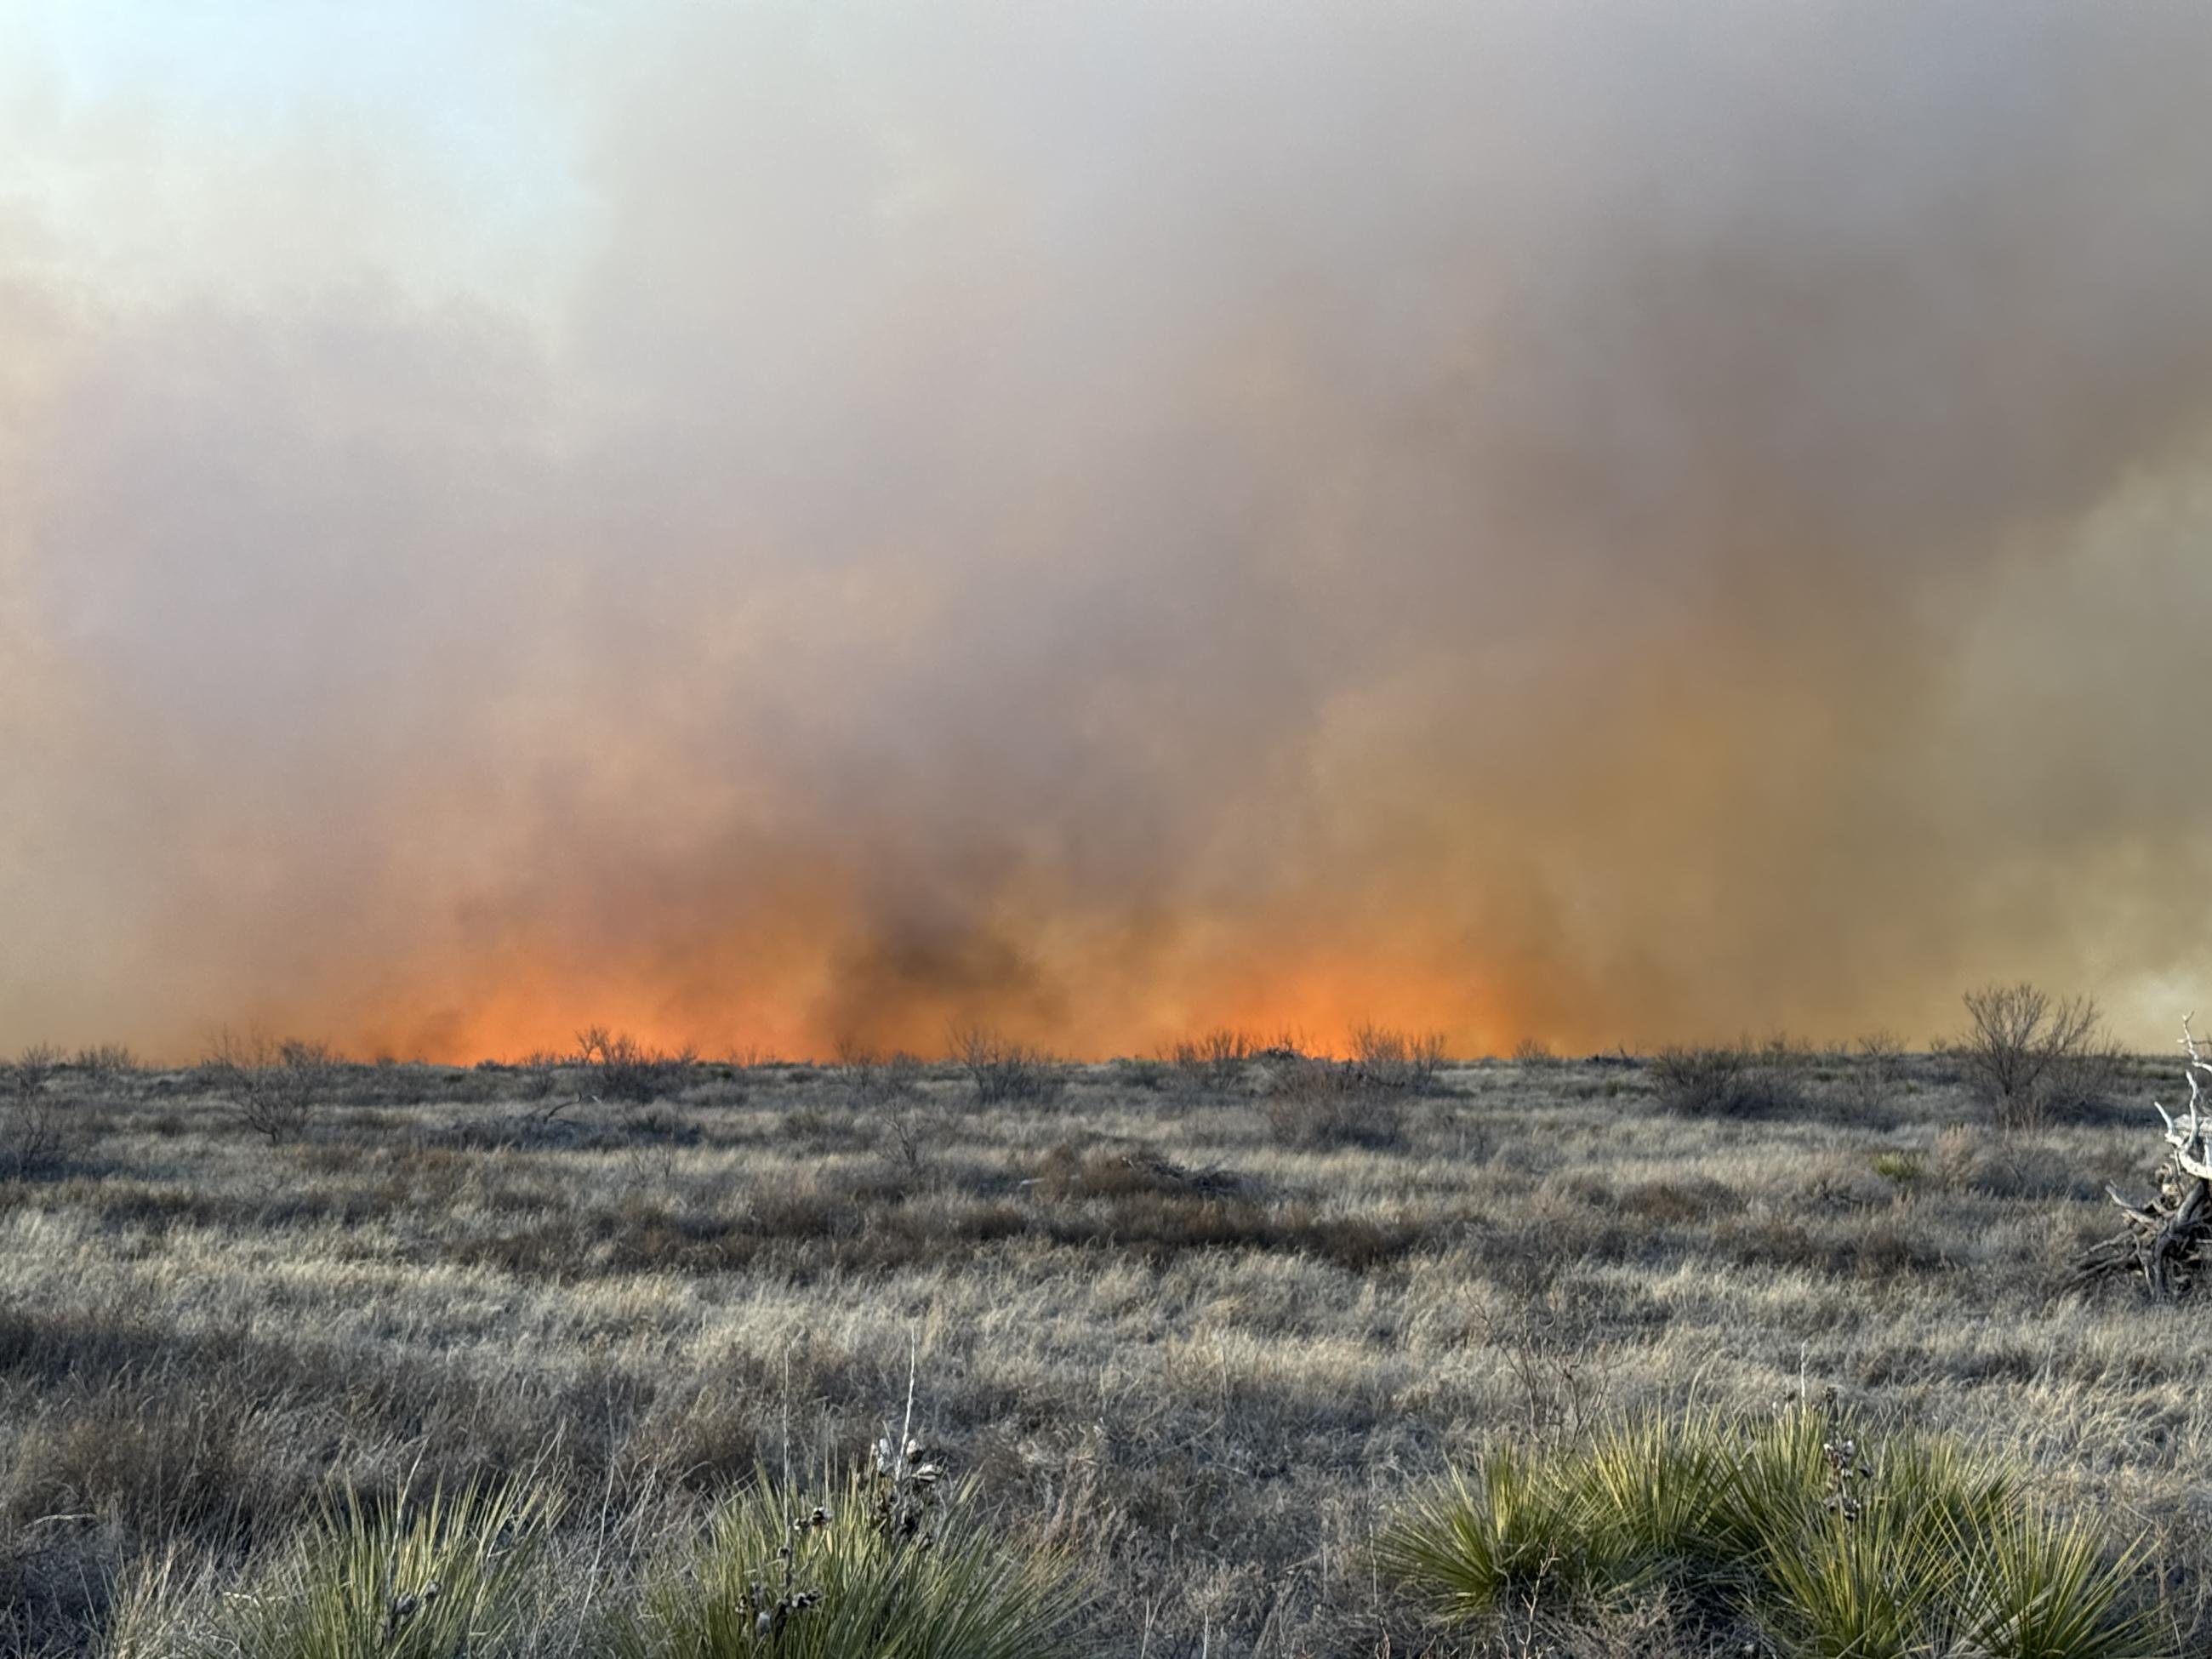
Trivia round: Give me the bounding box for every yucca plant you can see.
[1382,1405,2167,1659]
[1563,1411,1740,1588]
[1953,1506,2162,1659]
[1373,1445,1593,1616]
[623,1464,1088,1659]
[219,1480,556,1659]
[1758,1503,1965,1659]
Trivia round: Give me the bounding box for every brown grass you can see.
[0,1045,2198,1655]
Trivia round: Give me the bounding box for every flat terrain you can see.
[0,1045,2204,1656]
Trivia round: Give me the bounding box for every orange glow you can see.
[8,4,2212,1060]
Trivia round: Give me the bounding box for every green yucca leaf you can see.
[1564,1410,1742,1586]
[1383,1406,2165,1659]
[222,1479,558,1659]
[1951,1505,2163,1659]
[1758,1505,1964,1659]
[1374,1445,1592,1615]
[624,1467,1087,1659]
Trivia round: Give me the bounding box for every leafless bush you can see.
[573,1026,698,1104]
[1260,1058,1405,1150]
[1478,1303,1611,1449]
[1952,982,2121,1131]
[512,1049,567,1102]
[950,1028,1066,1105]
[200,1030,336,1141]
[1835,1029,1907,1116]
[1512,1035,1560,1068]
[1109,1055,1172,1091]
[5,1042,62,1098]
[1649,1040,1807,1118]
[1346,1023,1449,1092]
[837,1041,925,1103]
[70,1043,136,1086]
[1165,1028,1255,1094]
[840,1043,936,1166]
[1,1044,72,1176]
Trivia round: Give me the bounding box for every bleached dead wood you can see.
[2076,1016,2212,1297]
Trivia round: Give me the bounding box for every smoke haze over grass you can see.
[6,2,2212,1059]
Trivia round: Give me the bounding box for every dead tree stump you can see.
[2075,1016,2212,1298]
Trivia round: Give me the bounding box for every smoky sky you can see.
[6,1,2212,1059]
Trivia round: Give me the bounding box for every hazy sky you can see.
[7,2,2212,1060]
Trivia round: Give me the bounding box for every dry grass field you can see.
[0,1033,2206,1656]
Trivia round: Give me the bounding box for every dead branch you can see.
[2075,1014,2212,1297]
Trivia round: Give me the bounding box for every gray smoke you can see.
[4,1,2212,1058]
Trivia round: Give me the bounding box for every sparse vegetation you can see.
[949,1028,1064,1105]
[1955,983,2122,1132]
[0,1032,2198,1657]
[1258,1052,1405,1149]
[1165,1028,1254,1095]
[0,1043,73,1176]
[71,1044,138,1087]
[198,1029,338,1140]
[574,1027,699,1105]
[1346,1023,1448,1093]
[1649,1037,1810,1118]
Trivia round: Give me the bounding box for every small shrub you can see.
[198,1030,337,1141]
[1953,983,2122,1132]
[949,1028,1065,1106]
[1649,1042,1806,1118]
[575,1027,698,1105]
[1165,1028,1255,1094]
[0,1044,73,1176]
[1872,1150,1924,1187]
[835,1048,933,1169]
[1260,1058,1405,1150]
[1347,1023,1449,1092]
[1839,1030,1907,1116]
[836,1044,925,1106]
[514,1050,567,1102]
[1108,1055,1171,1092]
[3,1042,61,1099]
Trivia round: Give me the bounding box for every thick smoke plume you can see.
[6,2,2212,1059]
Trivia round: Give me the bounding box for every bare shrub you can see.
[837,1041,926,1105]
[1261,1058,1405,1150]
[514,1049,567,1102]
[1,1044,72,1176]
[71,1043,137,1086]
[200,1030,336,1141]
[1649,1041,1806,1118]
[5,1042,61,1099]
[1109,1055,1172,1091]
[1166,1028,1255,1094]
[950,1028,1065,1105]
[1511,1035,1559,1068]
[1347,1023,1449,1092]
[1952,982,2121,1131]
[573,1026,698,1104]
[840,1043,936,1168]
[1838,1029,1907,1116]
